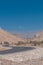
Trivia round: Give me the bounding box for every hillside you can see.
[32,31,43,41]
[0,29,25,44]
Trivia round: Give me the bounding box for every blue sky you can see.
[0,0,43,33]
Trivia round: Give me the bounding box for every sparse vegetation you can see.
[30,41,41,46]
[0,42,2,45]
[3,41,9,47]
[16,41,25,45]
[41,41,43,43]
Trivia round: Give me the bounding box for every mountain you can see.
[32,31,43,41]
[0,29,25,44]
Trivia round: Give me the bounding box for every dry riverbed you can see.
[0,46,43,65]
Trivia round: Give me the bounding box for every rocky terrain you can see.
[0,29,25,44]
[32,31,43,41]
[0,46,43,65]
[0,29,43,65]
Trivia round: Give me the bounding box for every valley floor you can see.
[0,46,43,65]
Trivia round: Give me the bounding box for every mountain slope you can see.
[32,31,43,41]
[0,29,24,44]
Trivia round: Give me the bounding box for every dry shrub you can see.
[41,41,43,43]
[16,41,26,46]
[3,41,9,47]
[30,41,41,46]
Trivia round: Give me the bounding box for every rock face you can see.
[0,29,24,44]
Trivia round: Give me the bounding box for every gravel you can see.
[0,47,43,62]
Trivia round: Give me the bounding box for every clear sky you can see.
[0,0,43,33]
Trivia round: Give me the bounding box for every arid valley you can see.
[0,0,43,65]
[0,29,43,65]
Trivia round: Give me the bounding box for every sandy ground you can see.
[0,46,43,65]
